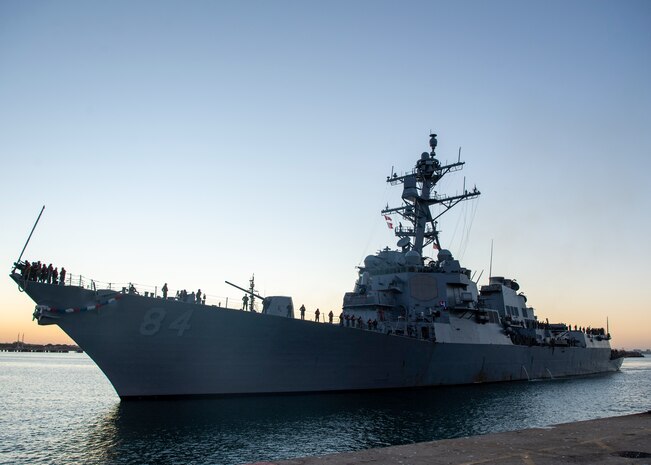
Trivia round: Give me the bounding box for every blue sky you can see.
[1,0,650,348]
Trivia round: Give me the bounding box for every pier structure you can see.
[267,412,651,465]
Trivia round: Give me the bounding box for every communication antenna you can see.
[489,240,494,280]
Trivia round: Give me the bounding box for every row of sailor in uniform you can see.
[16,260,66,285]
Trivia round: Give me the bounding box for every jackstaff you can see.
[14,205,45,272]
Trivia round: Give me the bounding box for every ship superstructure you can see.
[10,134,622,398]
[341,134,615,356]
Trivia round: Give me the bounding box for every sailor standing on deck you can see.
[242,294,249,311]
[315,308,320,322]
[300,304,305,320]
[162,283,168,299]
[23,261,31,280]
[328,310,333,324]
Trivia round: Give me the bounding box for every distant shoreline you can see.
[0,342,82,353]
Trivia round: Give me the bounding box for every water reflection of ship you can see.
[88,375,627,465]
[89,386,512,464]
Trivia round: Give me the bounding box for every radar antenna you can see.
[382,134,480,259]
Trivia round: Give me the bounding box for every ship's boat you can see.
[10,134,623,398]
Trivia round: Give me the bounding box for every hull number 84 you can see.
[139,308,194,336]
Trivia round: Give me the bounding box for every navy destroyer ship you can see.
[10,134,622,398]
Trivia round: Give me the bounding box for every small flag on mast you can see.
[384,215,393,229]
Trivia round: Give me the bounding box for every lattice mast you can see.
[381,134,480,258]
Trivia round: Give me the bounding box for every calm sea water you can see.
[0,353,649,465]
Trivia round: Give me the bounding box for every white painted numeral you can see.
[140,308,193,336]
[169,309,193,336]
[140,308,166,336]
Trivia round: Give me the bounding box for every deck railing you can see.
[22,270,249,311]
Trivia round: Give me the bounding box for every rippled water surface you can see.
[1,352,650,464]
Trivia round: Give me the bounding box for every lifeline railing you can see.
[20,270,250,311]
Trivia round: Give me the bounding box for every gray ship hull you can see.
[16,277,623,398]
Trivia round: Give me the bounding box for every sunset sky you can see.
[1,0,650,349]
